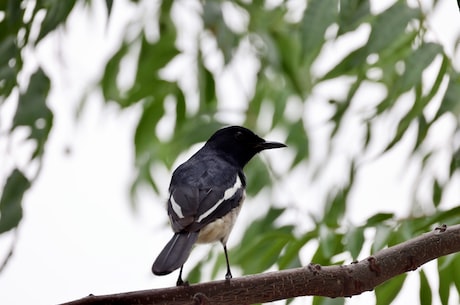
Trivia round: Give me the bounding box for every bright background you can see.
[0,0,459,304]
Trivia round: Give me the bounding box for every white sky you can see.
[0,0,459,304]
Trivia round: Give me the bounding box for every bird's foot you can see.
[225,272,232,280]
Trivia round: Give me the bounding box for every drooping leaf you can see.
[300,0,338,66]
[12,68,53,159]
[344,226,365,259]
[419,269,432,305]
[375,274,407,305]
[0,169,31,234]
[36,0,78,44]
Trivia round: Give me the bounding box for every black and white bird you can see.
[152,126,286,285]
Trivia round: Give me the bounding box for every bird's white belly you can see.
[197,197,244,244]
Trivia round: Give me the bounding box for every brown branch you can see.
[62,224,460,305]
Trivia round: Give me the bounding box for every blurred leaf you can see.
[432,178,443,208]
[278,231,316,269]
[375,274,407,305]
[0,169,31,234]
[203,1,239,64]
[419,269,432,305]
[365,213,394,227]
[245,157,273,195]
[0,36,20,98]
[12,68,53,159]
[101,42,131,103]
[285,120,309,167]
[366,1,419,54]
[197,51,217,112]
[397,43,442,94]
[338,0,370,34]
[313,296,345,305]
[318,225,343,259]
[344,226,365,259]
[436,72,460,119]
[438,256,454,305]
[36,0,78,43]
[300,0,338,66]
[232,226,294,274]
[372,224,393,253]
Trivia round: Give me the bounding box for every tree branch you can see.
[62,224,460,305]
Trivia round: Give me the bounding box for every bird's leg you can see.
[223,244,232,280]
[176,265,188,286]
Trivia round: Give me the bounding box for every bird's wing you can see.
[167,158,245,233]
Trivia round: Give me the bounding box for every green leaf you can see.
[436,72,460,119]
[318,225,343,259]
[366,1,419,54]
[375,274,407,305]
[101,42,131,103]
[12,68,53,159]
[432,178,443,207]
[344,226,365,259]
[0,169,31,234]
[372,224,393,253]
[278,231,316,269]
[36,0,78,43]
[232,226,294,274]
[300,0,338,66]
[313,296,345,305]
[197,51,217,112]
[285,120,309,167]
[397,42,442,94]
[419,269,432,305]
[365,213,394,227]
[338,0,370,34]
[438,256,454,305]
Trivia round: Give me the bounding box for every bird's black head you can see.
[204,126,286,167]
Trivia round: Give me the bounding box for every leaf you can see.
[101,42,131,103]
[0,169,31,234]
[366,1,419,54]
[397,42,442,94]
[278,231,316,269]
[300,0,338,66]
[438,256,454,305]
[285,120,309,167]
[419,269,432,305]
[365,213,394,227]
[197,51,217,112]
[232,226,294,274]
[432,178,443,208]
[375,274,407,305]
[12,68,53,159]
[436,72,460,119]
[344,226,365,259]
[313,296,345,305]
[36,0,78,44]
[372,224,393,253]
[338,0,370,34]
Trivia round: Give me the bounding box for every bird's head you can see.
[205,126,286,167]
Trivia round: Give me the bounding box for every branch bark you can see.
[62,224,460,305]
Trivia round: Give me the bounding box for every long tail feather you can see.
[152,232,199,275]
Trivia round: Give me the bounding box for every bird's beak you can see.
[257,141,287,150]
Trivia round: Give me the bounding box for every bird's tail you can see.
[152,231,199,275]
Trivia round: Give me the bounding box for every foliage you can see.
[1,0,460,304]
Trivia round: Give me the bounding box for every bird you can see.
[151,125,286,285]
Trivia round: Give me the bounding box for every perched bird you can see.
[152,126,286,285]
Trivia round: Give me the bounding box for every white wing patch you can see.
[197,175,242,223]
[170,195,184,218]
